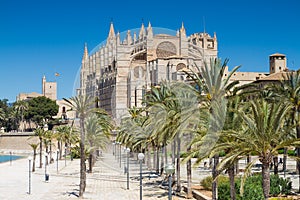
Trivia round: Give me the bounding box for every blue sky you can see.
[0,0,299,102]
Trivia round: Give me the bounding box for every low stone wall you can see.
[182,185,212,200]
[0,133,39,155]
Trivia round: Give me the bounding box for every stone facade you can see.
[80,22,218,123]
[79,22,293,124]
[17,76,57,101]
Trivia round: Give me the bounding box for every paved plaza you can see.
[0,148,197,200]
[2,147,300,200]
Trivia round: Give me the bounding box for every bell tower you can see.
[269,53,287,74]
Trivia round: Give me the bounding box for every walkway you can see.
[0,149,195,200]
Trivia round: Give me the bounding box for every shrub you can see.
[287,149,296,156]
[200,175,228,191]
[216,174,292,200]
[277,149,284,154]
[200,176,213,190]
[219,151,226,157]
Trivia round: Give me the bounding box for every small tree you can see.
[25,96,59,127]
[29,143,38,172]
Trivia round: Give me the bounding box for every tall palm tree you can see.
[55,125,79,160]
[85,112,111,173]
[185,58,240,200]
[34,128,47,168]
[217,99,300,199]
[64,95,94,197]
[14,100,29,132]
[269,70,300,189]
[0,107,5,121]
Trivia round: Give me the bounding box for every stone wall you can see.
[0,134,39,154]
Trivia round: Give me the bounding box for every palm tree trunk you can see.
[39,138,43,168]
[156,146,160,174]
[33,150,36,172]
[176,135,181,193]
[297,125,300,192]
[235,160,239,175]
[165,144,168,166]
[247,155,251,164]
[262,161,270,199]
[79,117,86,197]
[283,148,287,174]
[228,164,236,200]
[59,141,63,160]
[49,141,53,163]
[273,156,278,175]
[153,146,156,172]
[89,152,93,173]
[212,154,219,200]
[161,145,165,175]
[147,145,151,170]
[186,145,192,198]
[172,139,176,164]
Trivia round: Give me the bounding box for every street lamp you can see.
[10,151,12,166]
[119,142,122,168]
[126,148,130,190]
[44,152,49,182]
[138,153,145,200]
[64,146,67,166]
[28,156,32,194]
[123,147,127,174]
[56,149,59,173]
[112,142,115,156]
[165,164,175,200]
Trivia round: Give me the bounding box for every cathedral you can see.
[80,22,218,123]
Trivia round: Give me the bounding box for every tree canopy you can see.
[25,96,59,126]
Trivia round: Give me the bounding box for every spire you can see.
[133,32,137,43]
[127,30,132,45]
[82,43,88,61]
[139,23,145,39]
[180,22,186,36]
[214,32,217,40]
[108,22,115,39]
[147,21,153,37]
[116,31,120,45]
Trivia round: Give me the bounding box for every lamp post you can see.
[112,142,115,156]
[119,142,122,168]
[165,164,175,200]
[44,152,49,182]
[138,153,145,200]
[28,156,32,194]
[123,147,127,174]
[10,151,12,166]
[56,149,59,173]
[64,146,67,166]
[126,148,130,190]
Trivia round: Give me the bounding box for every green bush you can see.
[287,149,296,156]
[216,174,292,200]
[277,149,284,154]
[219,151,226,157]
[200,176,213,190]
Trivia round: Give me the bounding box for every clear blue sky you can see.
[0,0,299,102]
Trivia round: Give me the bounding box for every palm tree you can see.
[29,143,39,172]
[64,95,94,197]
[269,70,300,189]
[34,128,47,168]
[85,112,111,173]
[55,125,79,160]
[184,58,240,200]
[217,99,300,199]
[14,100,29,132]
[0,107,5,121]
